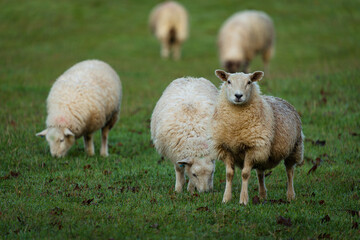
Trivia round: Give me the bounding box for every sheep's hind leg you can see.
[256,169,267,199]
[175,165,185,192]
[284,140,303,201]
[172,42,181,60]
[101,113,118,157]
[262,46,273,76]
[84,134,94,156]
[222,155,235,203]
[285,164,295,201]
[161,41,170,59]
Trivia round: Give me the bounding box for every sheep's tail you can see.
[169,27,177,45]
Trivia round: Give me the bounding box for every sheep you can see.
[218,10,275,74]
[211,69,304,205]
[151,77,218,193]
[36,59,122,158]
[149,1,189,60]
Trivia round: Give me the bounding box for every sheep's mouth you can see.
[233,99,244,104]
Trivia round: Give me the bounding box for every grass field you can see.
[1,0,359,238]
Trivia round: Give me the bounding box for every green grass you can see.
[1,0,359,238]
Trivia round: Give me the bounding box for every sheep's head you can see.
[215,69,264,105]
[177,156,215,193]
[36,127,75,157]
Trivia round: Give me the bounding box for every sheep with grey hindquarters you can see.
[151,77,218,193]
[218,10,275,74]
[36,60,122,158]
[211,69,304,205]
[149,1,189,60]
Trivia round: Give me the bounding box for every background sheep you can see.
[218,10,275,73]
[151,77,218,193]
[36,59,122,157]
[211,70,304,204]
[149,1,189,60]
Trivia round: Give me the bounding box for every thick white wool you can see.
[151,77,218,162]
[46,59,122,136]
[218,10,275,72]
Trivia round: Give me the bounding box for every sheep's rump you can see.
[46,60,122,135]
[151,77,218,161]
[218,10,275,62]
[149,1,188,44]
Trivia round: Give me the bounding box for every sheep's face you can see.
[178,157,215,193]
[215,69,264,105]
[36,127,75,157]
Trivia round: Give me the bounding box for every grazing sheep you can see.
[218,10,275,73]
[211,69,304,204]
[151,77,218,193]
[149,1,189,60]
[36,60,122,158]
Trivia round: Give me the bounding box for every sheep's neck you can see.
[219,87,265,130]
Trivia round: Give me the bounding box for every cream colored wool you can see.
[151,77,218,193]
[36,60,122,158]
[211,70,304,204]
[149,1,188,60]
[218,10,275,73]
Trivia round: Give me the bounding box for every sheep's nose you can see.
[235,94,243,99]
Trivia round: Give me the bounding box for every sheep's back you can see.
[264,96,302,160]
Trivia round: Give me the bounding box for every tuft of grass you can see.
[0,0,359,238]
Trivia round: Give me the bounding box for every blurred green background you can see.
[0,0,359,238]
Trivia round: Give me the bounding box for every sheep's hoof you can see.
[287,191,296,201]
[240,193,249,205]
[100,152,109,157]
[222,196,231,203]
[87,151,95,156]
[259,191,267,199]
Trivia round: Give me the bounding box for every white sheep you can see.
[218,10,275,73]
[151,77,218,192]
[36,60,122,157]
[211,69,304,204]
[149,1,189,60]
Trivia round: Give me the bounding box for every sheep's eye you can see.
[192,174,197,178]
[247,81,251,85]
[60,139,65,143]
[227,80,231,84]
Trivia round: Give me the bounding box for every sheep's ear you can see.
[215,69,230,82]
[177,158,193,167]
[36,129,48,137]
[250,71,264,82]
[64,128,75,137]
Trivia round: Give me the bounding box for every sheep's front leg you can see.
[240,160,252,205]
[174,165,185,192]
[84,134,94,156]
[187,180,195,193]
[286,165,295,201]
[256,169,267,199]
[222,155,235,203]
